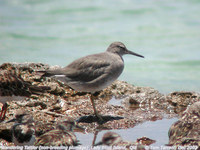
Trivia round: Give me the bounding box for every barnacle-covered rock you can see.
[166,91,200,115]
[168,101,200,147]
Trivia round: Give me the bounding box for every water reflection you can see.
[76,118,178,146]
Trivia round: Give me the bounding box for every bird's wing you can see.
[62,54,111,82]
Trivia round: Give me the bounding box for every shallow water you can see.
[78,96,178,147]
[0,0,200,94]
[76,118,178,146]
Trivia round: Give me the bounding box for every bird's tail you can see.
[36,69,64,78]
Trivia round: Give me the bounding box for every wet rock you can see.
[166,91,200,115]
[122,87,166,109]
[119,86,176,123]
[136,137,156,146]
[168,101,200,147]
[122,96,140,109]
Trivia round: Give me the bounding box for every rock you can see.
[166,91,200,115]
[136,136,156,146]
[168,101,200,147]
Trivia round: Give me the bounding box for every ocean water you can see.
[0,0,200,94]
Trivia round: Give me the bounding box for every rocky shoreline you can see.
[0,63,199,148]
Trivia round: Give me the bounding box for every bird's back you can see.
[40,51,124,93]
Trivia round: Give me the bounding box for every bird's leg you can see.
[90,93,104,124]
[90,94,99,117]
[0,103,8,121]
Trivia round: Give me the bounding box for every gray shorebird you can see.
[34,119,84,146]
[0,70,50,121]
[39,42,144,123]
[7,111,36,146]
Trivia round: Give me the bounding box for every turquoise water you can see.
[1,0,200,93]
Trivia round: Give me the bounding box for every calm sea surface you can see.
[0,0,199,146]
[0,0,200,94]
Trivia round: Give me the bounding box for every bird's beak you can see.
[126,49,144,58]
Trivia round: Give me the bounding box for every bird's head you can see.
[107,42,144,58]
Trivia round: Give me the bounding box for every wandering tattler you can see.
[39,42,144,123]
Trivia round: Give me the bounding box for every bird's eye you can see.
[118,45,125,49]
